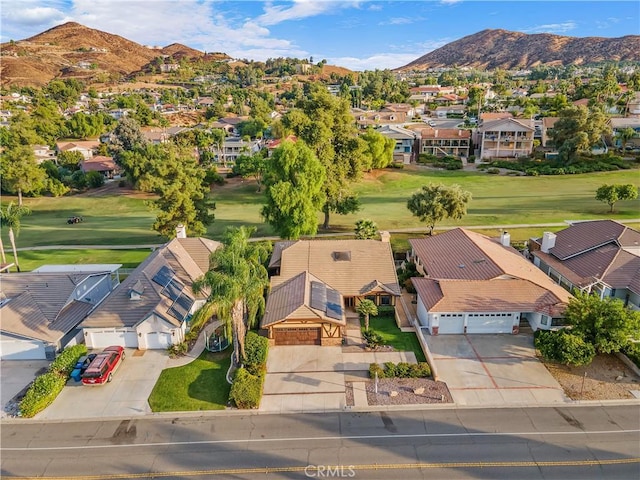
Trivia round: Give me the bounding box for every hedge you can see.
[49,344,88,376]
[369,362,431,379]
[230,368,263,409]
[244,332,269,375]
[19,372,67,418]
[534,330,596,366]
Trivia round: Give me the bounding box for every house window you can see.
[380,295,391,305]
[541,316,549,326]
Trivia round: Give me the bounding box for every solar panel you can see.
[161,278,184,301]
[310,281,326,312]
[326,288,343,320]
[152,266,174,288]
[168,293,195,322]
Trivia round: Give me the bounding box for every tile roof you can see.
[545,220,631,260]
[81,238,219,329]
[412,277,568,317]
[261,271,346,328]
[81,156,117,172]
[273,239,401,298]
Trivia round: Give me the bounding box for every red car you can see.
[81,346,125,385]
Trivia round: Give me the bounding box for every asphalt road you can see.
[2,405,639,480]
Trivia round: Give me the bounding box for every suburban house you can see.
[0,265,121,360]
[610,117,640,150]
[210,116,249,135]
[80,233,221,350]
[265,135,297,156]
[529,220,640,311]
[55,140,100,160]
[32,144,56,164]
[215,137,261,167]
[81,156,120,179]
[376,125,418,164]
[409,229,572,334]
[541,117,560,147]
[262,237,401,345]
[434,105,466,118]
[353,109,408,129]
[478,118,535,160]
[419,128,471,159]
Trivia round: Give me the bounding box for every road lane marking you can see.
[2,429,639,451]
[4,458,640,480]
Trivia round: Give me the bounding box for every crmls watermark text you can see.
[304,464,356,477]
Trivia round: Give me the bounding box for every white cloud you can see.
[523,22,577,34]
[368,3,383,11]
[4,6,66,25]
[256,0,355,27]
[379,17,416,26]
[440,0,462,5]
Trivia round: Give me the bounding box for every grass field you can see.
[364,315,427,363]
[17,249,153,272]
[5,168,640,251]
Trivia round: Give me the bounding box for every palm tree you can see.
[0,202,31,272]
[615,127,636,152]
[192,226,271,365]
[356,299,378,331]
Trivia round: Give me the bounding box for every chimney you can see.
[541,232,556,253]
[380,231,391,243]
[175,224,187,239]
[500,231,511,247]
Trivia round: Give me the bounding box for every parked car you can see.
[70,353,97,382]
[428,120,437,127]
[81,346,125,385]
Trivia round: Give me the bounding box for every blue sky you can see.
[1,1,638,70]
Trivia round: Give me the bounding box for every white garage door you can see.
[437,314,465,334]
[145,332,172,349]
[87,329,138,348]
[0,338,47,360]
[467,313,514,334]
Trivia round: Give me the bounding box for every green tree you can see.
[0,145,47,205]
[407,183,472,235]
[614,127,636,151]
[361,128,395,170]
[0,202,31,272]
[356,299,378,331]
[595,184,638,213]
[564,293,640,354]
[354,219,378,239]
[192,226,271,365]
[86,171,105,188]
[109,117,147,161]
[57,150,84,171]
[233,152,267,192]
[262,141,326,239]
[550,105,610,163]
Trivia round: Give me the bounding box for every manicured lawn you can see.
[364,315,427,363]
[148,350,231,412]
[6,168,640,248]
[17,249,152,272]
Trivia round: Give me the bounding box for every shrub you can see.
[395,362,411,377]
[411,362,431,378]
[49,344,88,376]
[19,372,67,418]
[230,368,263,409]
[168,342,188,357]
[487,167,500,174]
[369,363,385,379]
[86,171,105,188]
[383,361,397,377]
[535,330,596,366]
[363,329,384,349]
[377,305,395,317]
[244,331,269,375]
[370,362,431,378]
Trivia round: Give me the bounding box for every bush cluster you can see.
[534,330,596,366]
[363,330,384,349]
[417,154,463,170]
[244,331,269,376]
[230,367,263,409]
[19,372,67,418]
[397,262,423,294]
[487,154,632,176]
[369,361,431,379]
[168,342,188,357]
[48,344,87,376]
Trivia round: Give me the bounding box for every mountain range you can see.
[1,22,639,87]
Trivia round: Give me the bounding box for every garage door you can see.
[274,328,321,345]
[0,338,46,360]
[437,314,465,334]
[467,313,513,334]
[87,329,138,348]
[145,332,172,349]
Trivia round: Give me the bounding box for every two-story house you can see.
[376,125,418,164]
[419,128,471,159]
[478,118,535,160]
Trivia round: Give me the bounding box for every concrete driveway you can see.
[1,360,50,418]
[423,333,568,406]
[261,345,416,413]
[37,349,168,420]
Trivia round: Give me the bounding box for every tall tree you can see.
[0,202,31,272]
[550,105,610,163]
[356,299,378,331]
[233,152,267,192]
[361,128,395,170]
[595,184,639,213]
[615,127,636,151]
[0,145,47,205]
[109,117,148,161]
[192,227,271,365]
[407,183,472,235]
[261,141,326,239]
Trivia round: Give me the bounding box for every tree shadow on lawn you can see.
[186,352,232,408]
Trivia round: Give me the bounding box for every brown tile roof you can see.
[273,239,400,297]
[420,128,471,139]
[412,277,568,317]
[545,220,630,260]
[56,140,100,151]
[81,156,117,172]
[262,271,346,328]
[542,117,560,128]
[602,250,640,294]
[480,112,513,121]
[81,238,219,329]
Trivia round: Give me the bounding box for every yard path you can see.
[17,219,640,250]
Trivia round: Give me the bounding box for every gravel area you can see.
[346,378,453,406]
[543,354,640,400]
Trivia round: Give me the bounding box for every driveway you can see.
[37,349,168,420]
[423,333,568,406]
[1,360,50,418]
[261,345,416,413]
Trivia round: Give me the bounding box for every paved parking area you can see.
[37,349,168,420]
[1,360,50,417]
[423,333,568,406]
[261,345,416,413]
